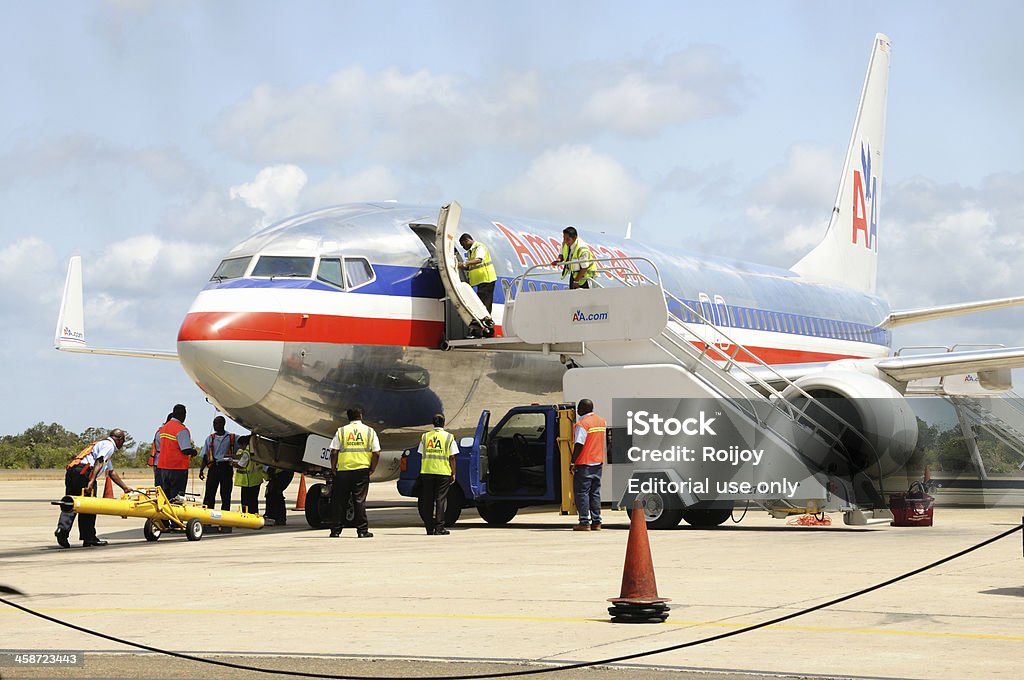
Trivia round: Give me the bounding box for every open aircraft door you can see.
[435,201,495,336]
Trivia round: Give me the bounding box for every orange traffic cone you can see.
[607,501,670,623]
[102,475,115,499]
[923,465,931,482]
[293,474,307,511]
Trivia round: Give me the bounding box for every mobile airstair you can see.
[433,202,893,525]
[901,348,1024,478]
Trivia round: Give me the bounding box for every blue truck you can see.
[398,403,577,525]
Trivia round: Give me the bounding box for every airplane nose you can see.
[177,311,284,409]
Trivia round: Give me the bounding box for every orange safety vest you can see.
[147,427,160,467]
[66,442,98,474]
[157,419,191,470]
[574,413,607,466]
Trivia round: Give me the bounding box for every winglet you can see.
[53,256,179,361]
[55,256,87,350]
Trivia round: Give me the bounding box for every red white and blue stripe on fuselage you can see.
[179,262,891,365]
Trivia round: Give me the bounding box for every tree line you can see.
[0,422,147,469]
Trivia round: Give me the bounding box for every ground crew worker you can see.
[232,435,263,515]
[416,413,457,535]
[199,416,239,513]
[550,226,596,289]
[263,466,294,526]
[156,404,198,501]
[327,408,380,538]
[570,399,606,531]
[54,429,133,548]
[147,413,172,485]
[457,233,497,338]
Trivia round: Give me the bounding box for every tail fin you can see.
[792,33,891,294]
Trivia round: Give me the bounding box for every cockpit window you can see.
[344,258,374,289]
[317,258,344,288]
[210,257,251,281]
[251,256,315,278]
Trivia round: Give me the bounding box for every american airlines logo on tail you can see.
[851,141,878,251]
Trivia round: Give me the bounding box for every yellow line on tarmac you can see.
[19,607,1024,642]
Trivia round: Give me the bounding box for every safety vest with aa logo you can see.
[559,239,596,280]
[336,422,376,471]
[466,242,497,286]
[419,428,455,476]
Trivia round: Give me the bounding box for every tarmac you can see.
[1,471,1022,680]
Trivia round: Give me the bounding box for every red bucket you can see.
[889,483,934,527]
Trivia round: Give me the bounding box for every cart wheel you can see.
[143,519,162,542]
[185,518,204,541]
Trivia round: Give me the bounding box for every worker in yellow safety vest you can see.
[232,435,264,515]
[570,399,607,531]
[327,407,380,538]
[550,225,596,289]
[457,233,497,338]
[416,413,458,535]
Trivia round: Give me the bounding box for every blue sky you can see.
[2,1,1022,446]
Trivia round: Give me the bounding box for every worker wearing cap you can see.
[570,399,606,531]
[327,407,380,538]
[457,233,497,338]
[416,413,458,535]
[54,429,134,548]
[551,226,596,289]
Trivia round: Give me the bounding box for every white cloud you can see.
[229,164,308,226]
[217,51,745,166]
[688,143,840,266]
[883,175,1024,306]
[91,234,219,294]
[300,167,405,208]
[482,145,650,227]
[583,47,746,137]
[164,190,265,241]
[0,237,56,283]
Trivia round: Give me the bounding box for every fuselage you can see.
[177,201,891,449]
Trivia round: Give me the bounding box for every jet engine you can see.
[781,368,918,480]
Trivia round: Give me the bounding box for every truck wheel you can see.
[185,518,204,541]
[444,484,465,527]
[628,493,684,529]
[304,483,329,528]
[143,519,162,542]
[681,503,733,528]
[477,500,518,525]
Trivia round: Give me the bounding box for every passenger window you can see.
[317,258,344,288]
[211,256,251,281]
[344,258,375,289]
[252,256,314,278]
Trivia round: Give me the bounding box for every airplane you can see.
[55,33,1024,518]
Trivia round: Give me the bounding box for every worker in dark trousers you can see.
[263,467,294,526]
[416,413,457,535]
[156,404,198,501]
[199,416,239,517]
[55,429,133,548]
[327,408,380,538]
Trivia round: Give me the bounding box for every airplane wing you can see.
[883,295,1024,328]
[735,347,1024,393]
[54,256,179,361]
[873,347,1024,386]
